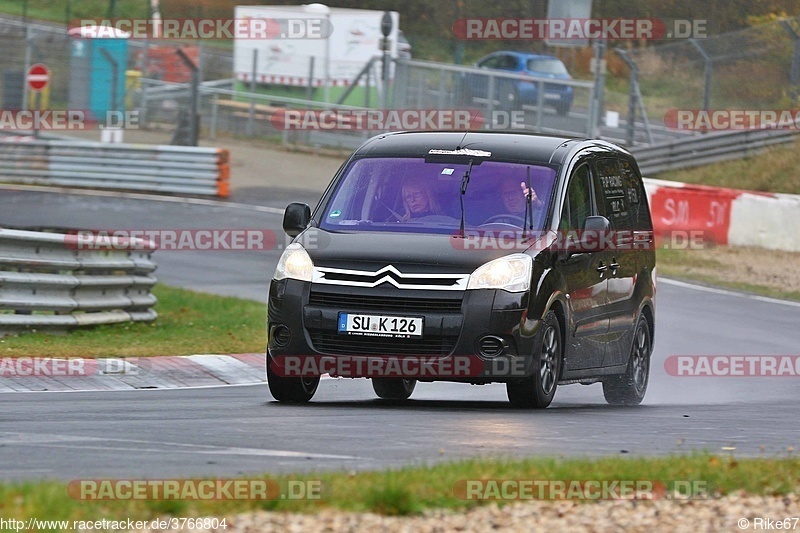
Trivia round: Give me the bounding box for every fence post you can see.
[175,48,199,146]
[306,56,315,101]
[780,20,800,105]
[487,73,495,128]
[689,39,712,116]
[210,92,218,141]
[590,38,607,137]
[247,49,257,137]
[615,49,638,146]
[99,48,120,118]
[535,79,545,132]
[22,26,31,111]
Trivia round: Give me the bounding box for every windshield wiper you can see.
[522,166,534,239]
[458,158,474,238]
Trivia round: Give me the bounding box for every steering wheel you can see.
[481,214,526,226]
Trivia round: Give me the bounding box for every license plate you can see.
[544,93,560,100]
[338,313,423,338]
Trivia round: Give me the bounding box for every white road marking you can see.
[0,184,285,215]
[660,277,800,308]
[0,432,361,460]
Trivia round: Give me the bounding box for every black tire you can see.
[507,310,562,409]
[603,314,651,406]
[266,354,319,403]
[372,378,416,400]
[555,102,570,116]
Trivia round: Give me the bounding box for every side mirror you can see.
[283,203,311,237]
[560,215,612,257]
[579,215,611,250]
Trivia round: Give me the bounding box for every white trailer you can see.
[234,4,400,98]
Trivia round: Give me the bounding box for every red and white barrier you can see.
[643,178,800,252]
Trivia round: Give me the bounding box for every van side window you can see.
[619,159,653,231]
[594,158,631,231]
[560,164,593,231]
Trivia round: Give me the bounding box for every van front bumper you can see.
[267,279,544,382]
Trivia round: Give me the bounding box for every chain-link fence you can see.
[3,15,800,149]
[625,18,800,124]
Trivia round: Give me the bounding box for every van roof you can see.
[353,131,627,166]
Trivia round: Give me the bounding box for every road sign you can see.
[27,64,50,92]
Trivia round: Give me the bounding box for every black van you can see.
[267,132,656,408]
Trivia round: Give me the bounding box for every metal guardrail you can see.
[0,140,231,197]
[0,228,158,336]
[633,127,800,175]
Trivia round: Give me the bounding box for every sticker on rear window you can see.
[441,168,454,175]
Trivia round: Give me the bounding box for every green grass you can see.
[0,285,267,357]
[656,139,800,195]
[1,455,798,527]
[0,0,148,23]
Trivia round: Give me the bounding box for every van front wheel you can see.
[507,310,561,409]
[267,355,319,403]
[372,378,416,400]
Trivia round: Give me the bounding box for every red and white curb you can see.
[0,354,267,393]
[643,178,800,252]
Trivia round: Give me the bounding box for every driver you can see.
[400,176,443,221]
[492,177,544,226]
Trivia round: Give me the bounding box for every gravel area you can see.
[661,245,800,295]
[135,493,800,532]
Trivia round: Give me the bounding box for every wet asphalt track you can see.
[1,187,799,480]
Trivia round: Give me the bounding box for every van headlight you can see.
[274,243,313,282]
[467,254,532,292]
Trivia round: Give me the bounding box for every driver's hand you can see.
[520,181,543,207]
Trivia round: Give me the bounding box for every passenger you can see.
[400,176,443,221]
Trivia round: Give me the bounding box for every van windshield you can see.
[319,157,557,235]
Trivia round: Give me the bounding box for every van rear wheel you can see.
[603,314,651,406]
[372,378,416,400]
[507,310,561,409]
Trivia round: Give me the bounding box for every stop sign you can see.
[27,63,49,92]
